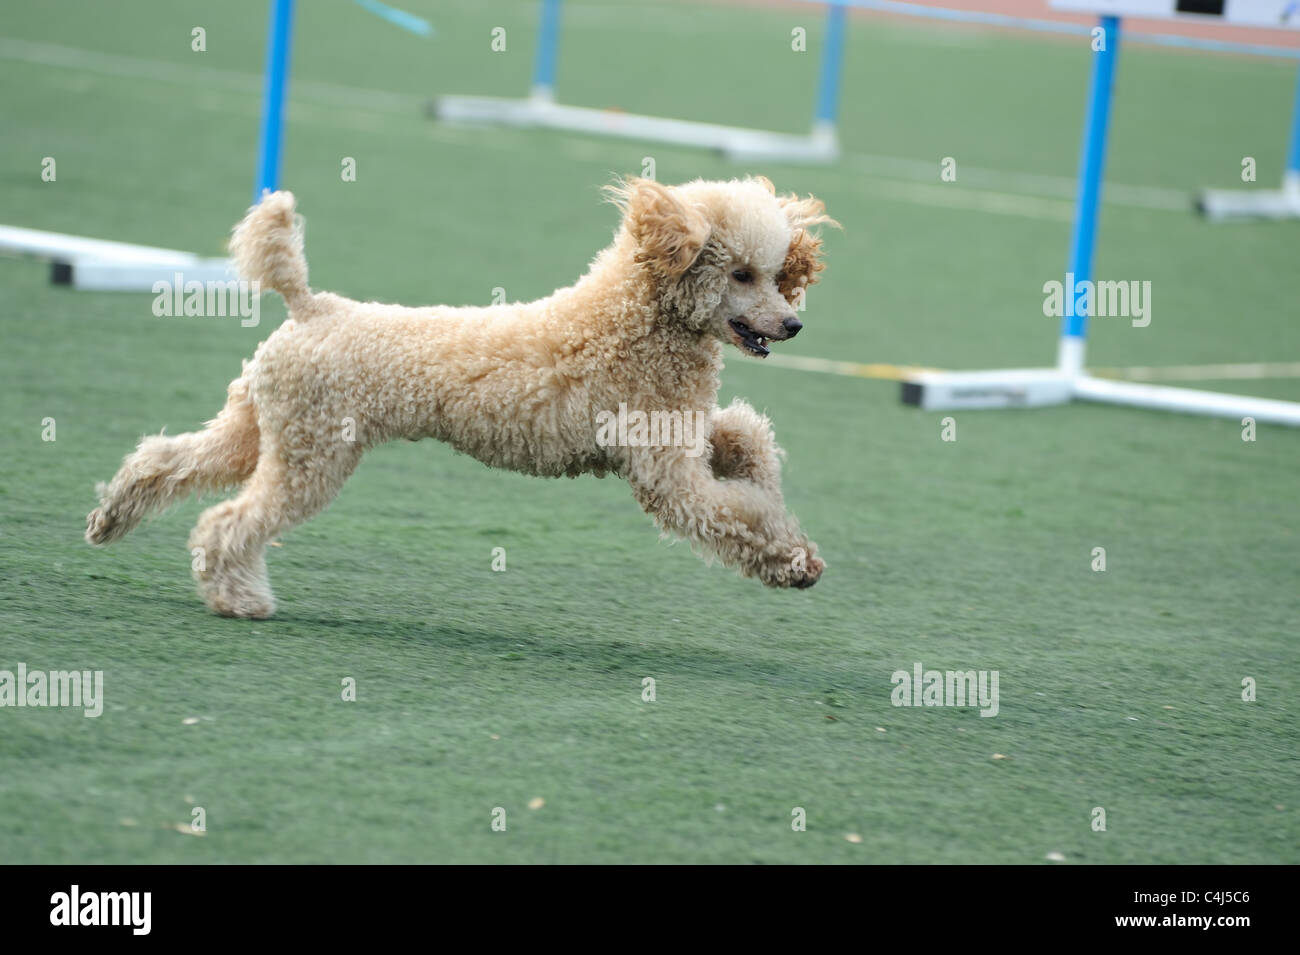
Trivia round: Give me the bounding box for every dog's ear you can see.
[604,178,710,277]
[776,193,839,305]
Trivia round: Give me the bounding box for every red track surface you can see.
[731,0,1300,52]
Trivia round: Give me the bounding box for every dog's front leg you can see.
[708,399,785,496]
[627,444,822,589]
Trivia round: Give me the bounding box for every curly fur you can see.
[85,177,837,618]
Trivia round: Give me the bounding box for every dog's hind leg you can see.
[86,377,260,546]
[188,435,360,618]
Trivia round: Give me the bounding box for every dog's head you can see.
[605,176,837,357]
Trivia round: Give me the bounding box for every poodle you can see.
[85,176,836,617]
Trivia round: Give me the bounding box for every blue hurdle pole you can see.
[531,0,563,101]
[814,2,847,134]
[1287,64,1300,186]
[1057,16,1119,378]
[254,0,296,203]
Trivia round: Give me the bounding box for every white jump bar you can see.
[1072,374,1300,425]
[0,223,233,292]
[433,95,840,163]
[0,224,200,265]
[902,367,1300,426]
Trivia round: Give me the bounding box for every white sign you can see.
[1049,0,1300,28]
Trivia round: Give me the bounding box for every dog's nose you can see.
[782,316,802,338]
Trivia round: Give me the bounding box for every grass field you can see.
[2,0,1298,864]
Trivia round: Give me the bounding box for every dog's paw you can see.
[211,592,277,620]
[85,506,120,546]
[757,544,824,589]
[791,551,825,589]
[197,574,276,619]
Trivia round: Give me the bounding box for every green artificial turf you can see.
[0,0,1296,863]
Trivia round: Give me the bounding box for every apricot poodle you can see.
[85,176,836,617]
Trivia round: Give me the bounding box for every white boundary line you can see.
[762,353,938,380]
[1090,361,1300,382]
[844,153,1189,212]
[0,36,423,112]
[764,352,1300,382]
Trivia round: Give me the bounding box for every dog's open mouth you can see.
[729,318,772,358]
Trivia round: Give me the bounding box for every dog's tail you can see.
[229,190,311,310]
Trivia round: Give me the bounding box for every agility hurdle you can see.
[0,0,440,291]
[431,0,848,163]
[0,0,300,293]
[899,0,1300,427]
[0,0,437,292]
[1198,63,1300,220]
[0,0,302,292]
[0,0,301,291]
[1050,2,1300,222]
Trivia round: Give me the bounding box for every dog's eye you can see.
[731,269,753,284]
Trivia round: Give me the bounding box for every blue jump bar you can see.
[532,0,563,95]
[1289,64,1300,175]
[1062,16,1119,342]
[254,0,295,202]
[815,3,848,125]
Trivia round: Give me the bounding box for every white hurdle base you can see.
[56,258,236,292]
[900,368,1075,411]
[902,368,1300,426]
[0,224,233,292]
[432,94,841,163]
[1071,375,1300,426]
[1196,174,1300,222]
